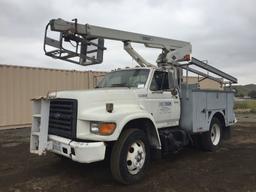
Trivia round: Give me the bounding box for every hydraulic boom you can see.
[44,18,237,84]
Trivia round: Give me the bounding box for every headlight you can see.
[90,122,116,135]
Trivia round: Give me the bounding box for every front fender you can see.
[117,111,162,149]
[77,104,160,146]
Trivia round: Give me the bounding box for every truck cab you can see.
[97,67,181,128]
[43,67,180,152]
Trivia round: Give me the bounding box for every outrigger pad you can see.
[44,23,105,66]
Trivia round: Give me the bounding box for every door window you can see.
[150,71,169,91]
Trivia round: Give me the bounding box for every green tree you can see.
[239,93,244,97]
[248,90,256,98]
[234,88,244,97]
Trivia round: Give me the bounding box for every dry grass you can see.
[234,99,256,113]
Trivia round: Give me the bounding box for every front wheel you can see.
[200,117,223,151]
[110,129,150,184]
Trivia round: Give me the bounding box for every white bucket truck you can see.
[30,19,237,184]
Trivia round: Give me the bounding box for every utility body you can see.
[30,19,237,184]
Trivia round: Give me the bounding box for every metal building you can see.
[0,65,104,129]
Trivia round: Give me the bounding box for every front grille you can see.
[48,99,78,139]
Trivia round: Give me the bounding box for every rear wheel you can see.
[110,129,150,184]
[200,117,223,151]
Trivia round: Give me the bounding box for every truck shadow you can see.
[45,146,211,185]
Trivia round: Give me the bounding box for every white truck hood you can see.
[47,88,150,142]
[49,88,141,121]
[51,88,138,104]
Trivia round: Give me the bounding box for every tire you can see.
[110,128,150,184]
[200,117,223,151]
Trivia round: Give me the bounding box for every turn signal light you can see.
[99,123,116,135]
[90,122,116,135]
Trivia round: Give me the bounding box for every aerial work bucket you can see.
[43,19,105,66]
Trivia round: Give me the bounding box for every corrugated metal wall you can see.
[0,65,105,129]
[185,76,223,90]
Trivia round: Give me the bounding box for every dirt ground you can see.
[0,113,255,192]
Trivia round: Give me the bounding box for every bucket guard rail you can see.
[44,22,105,66]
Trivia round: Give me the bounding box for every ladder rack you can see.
[189,57,237,83]
[175,57,237,85]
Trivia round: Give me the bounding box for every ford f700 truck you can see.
[30,19,237,184]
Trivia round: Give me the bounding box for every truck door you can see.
[145,70,180,128]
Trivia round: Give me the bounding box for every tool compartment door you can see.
[226,92,236,125]
[192,91,207,132]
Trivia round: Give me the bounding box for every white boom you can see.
[44,18,237,84]
[49,18,191,50]
[44,18,192,67]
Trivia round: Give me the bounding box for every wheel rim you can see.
[211,123,221,146]
[126,140,146,175]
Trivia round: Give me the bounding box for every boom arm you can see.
[44,18,192,67]
[49,18,191,50]
[44,18,237,84]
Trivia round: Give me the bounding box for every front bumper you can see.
[47,135,106,163]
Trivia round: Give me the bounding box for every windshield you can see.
[98,69,150,88]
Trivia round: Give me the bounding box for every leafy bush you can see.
[248,90,256,99]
